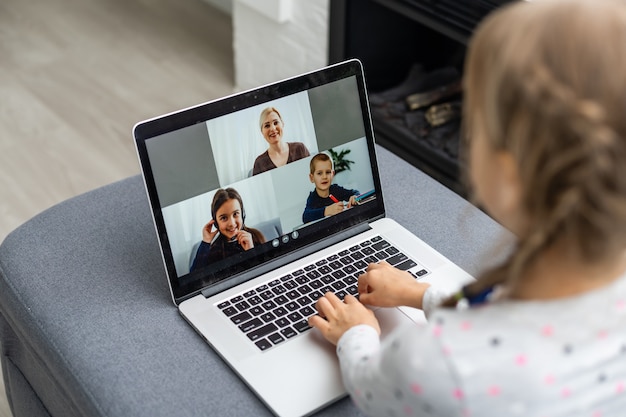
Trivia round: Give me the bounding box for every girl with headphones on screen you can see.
[309,0,626,415]
[190,188,265,272]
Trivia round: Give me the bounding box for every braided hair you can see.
[444,0,626,307]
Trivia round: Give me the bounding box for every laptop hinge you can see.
[200,223,371,299]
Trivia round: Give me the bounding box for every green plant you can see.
[328,148,354,174]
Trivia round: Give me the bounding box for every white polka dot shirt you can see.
[337,273,626,417]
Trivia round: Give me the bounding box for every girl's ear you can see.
[493,150,526,234]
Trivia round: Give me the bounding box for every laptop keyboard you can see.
[216,236,429,351]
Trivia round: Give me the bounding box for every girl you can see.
[309,0,626,415]
[190,188,265,271]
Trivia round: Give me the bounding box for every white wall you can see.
[232,0,330,90]
[202,0,232,15]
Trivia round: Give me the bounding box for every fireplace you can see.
[329,0,514,196]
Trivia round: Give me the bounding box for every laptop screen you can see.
[134,60,385,303]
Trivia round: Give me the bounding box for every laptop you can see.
[133,59,473,417]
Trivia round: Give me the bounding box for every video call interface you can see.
[144,75,379,289]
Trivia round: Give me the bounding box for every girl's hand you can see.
[201,220,218,243]
[358,261,430,309]
[308,293,380,346]
[236,230,254,250]
[347,195,358,208]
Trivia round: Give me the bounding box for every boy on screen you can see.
[302,153,359,224]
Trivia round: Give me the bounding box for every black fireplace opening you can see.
[329,0,514,196]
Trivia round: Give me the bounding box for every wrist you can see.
[406,282,430,309]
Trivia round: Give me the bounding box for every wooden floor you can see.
[0,0,234,414]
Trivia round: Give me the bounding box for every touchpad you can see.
[374,307,416,339]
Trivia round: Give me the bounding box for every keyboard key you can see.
[260,312,276,322]
[332,270,347,280]
[354,260,368,270]
[295,275,309,285]
[281,327,298,339]
[361,246,375,256]
[285,301,299,312]
[284,280,298,290]
[332,281,346,291]
[375,251,388,261]
[309,279,323,289]
[287,312,303,322]
[386,246,400,256]
[297,284,312,295]
[221,306,238,317]
[416,269,429,276]
[372,240,390,251]
[247,323,278,341]
[268,332,285,345]
[296,295,311,307]
[304,264,316,271]
[239,318,264,333]
[340,255,353,265]
[273,306,287,317]
[261,300,277,310]
[309,290,323,301]
[315,259,327,266]
[275,295,288,305]
[272,285,287,295]
[293,320,311,333]
[255,339,272,351]
[321,275,334,284]
[235,300,251,311]
[249,306,264,316]
[259,290,274,300]
[299,305,315,317]
[318,265,332,275]
[243,290,256,298]
[396,259,418,270]
[248,295,263,306]
[344,265,357,274]
[275,318,290,328]
[231,311,252,325]
[387,253,408,266]
[286,290,300,300]
[217,301,231,309]
[351,251,365,260]
[306,270,321,280]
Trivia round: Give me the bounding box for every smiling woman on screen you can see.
[252,106,310,175]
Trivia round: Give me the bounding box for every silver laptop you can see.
[133,59,473,417]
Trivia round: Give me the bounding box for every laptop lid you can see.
[134,59,385,305]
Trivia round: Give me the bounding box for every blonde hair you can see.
[451,0,626,305]
[259,107,283,131]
